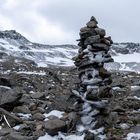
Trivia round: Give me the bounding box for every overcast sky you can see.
[0,0,140,45]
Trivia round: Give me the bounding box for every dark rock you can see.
[84,131,95,140]
[0,78,12,87]
[44,119,66,136]
[90,16,98,23]
[0,87,23,110]
[84,35,100,45]
[86,20,97,28]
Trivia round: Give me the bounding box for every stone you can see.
[37,107,45,114]
[13,105,30,114]
[0,78,12,87]
[84,131,95,140]
[1,132,33,140]
[44,119,66,136]
[95,28,106,37]
[86,20,97,28]
[92,43,110,51]
[80,30,97,39]
[84,35,100,45]
[29,102,37,111]
[32,113,45,121]
[90,16,98,23]
[30,92,45,99]
[98,86,112,98]
[0,87,23,110]
[47,115,58,120]
[131,86,140,97]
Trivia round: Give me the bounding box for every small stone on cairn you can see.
[73,16,114,133]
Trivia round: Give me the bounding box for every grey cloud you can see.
[0,0,140,44]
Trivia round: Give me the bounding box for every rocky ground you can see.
[0,58,140,140]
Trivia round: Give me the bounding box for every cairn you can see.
[73,16,114,133]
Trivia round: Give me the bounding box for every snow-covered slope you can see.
[106,43,140,73]
[0,30,140,72]
[0,30,77,67]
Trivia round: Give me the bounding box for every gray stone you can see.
[30,92,45,99]
[80,27,91,32]
[44,119,66,136]
[92,43,110,51]
[84,131,95,140]
[84,35,100,45]
[1,132,33,140]
[131,86,140,97]
[13,105,30,114]
[90,16,98,23]
[95,28,106,37]
[86,20,97,28]
[32,113,45,121]
[0,87,22,109]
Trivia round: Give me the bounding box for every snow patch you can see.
[38,132,85,140]
[44,110,64,121]
[127,133,140,140]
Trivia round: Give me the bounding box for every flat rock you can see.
[44,119,66,136]
[84,35,100,45]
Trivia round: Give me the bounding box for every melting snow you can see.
[17,113,31,119]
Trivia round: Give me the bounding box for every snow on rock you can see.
[17,113,31,119]
[127,133,140,140]
[44,110,64,121]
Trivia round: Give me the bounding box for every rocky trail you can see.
[0,55,140,139]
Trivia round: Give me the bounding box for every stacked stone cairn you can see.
[73,16,114,133]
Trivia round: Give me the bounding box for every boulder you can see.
[0,87,23,110]
[44,119,66,136]
[32,113,45,121]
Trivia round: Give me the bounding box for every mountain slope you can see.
[0,30,140,72]
[0,30,78,67]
